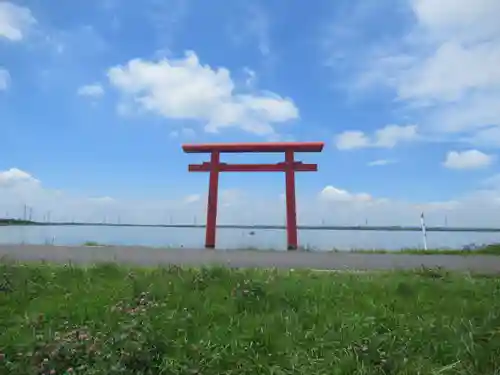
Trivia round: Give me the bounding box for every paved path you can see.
[2,244,500,273]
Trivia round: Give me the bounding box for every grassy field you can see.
[1,263,500,375]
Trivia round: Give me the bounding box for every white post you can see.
[420,212,428,250]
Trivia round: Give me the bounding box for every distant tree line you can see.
[0,218,37,226]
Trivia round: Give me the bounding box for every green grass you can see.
[1,263,500,374]
[82,241,109,247]
[348,243,500,256]
[78,241,500,255]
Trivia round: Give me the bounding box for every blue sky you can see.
[2,0,500,227]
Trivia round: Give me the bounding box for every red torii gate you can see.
[182,142,324,250]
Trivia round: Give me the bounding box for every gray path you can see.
[2,244,500,273]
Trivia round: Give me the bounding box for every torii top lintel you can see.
[182,141,324,154]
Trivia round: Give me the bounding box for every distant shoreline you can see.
[3,220,500,233]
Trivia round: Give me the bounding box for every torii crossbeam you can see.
[182,142,324,250]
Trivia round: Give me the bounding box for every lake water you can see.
[1,225,499,251]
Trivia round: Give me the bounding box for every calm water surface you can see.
[1,226,499,251]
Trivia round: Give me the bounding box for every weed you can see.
[82,241,103,247]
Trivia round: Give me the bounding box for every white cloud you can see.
[375,124,418,147]
[169,127,196,139]
[88,196,115,204]
[320,186,372,203]
[315,185,500,230]
[0,169,257,227]
[228,3,271,58]
[144,0,189,49]
[335,124,418,150]
[219,189,244,208]
[347,0,500,146]
[443,150,494,170]
[0,68,10,91]
[107,51,299,135]
[482,173,500,188]
[244,4,271,57]
[367,159,396,167]
[394,41,500,105]
[411,0,500,43]
[0,168,39,188]
[0,167,201,224]
[335,131,369,150]
[77,83,104,98]
[183,194,200,204]
[243,67,257,88]
[0,2,36,41]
